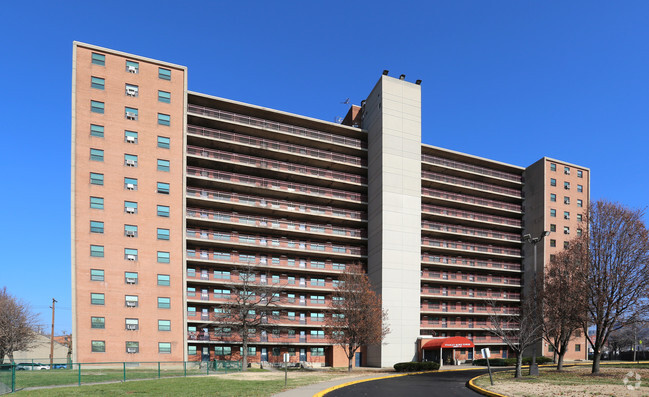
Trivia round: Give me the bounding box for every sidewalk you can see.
[271,373,382,397]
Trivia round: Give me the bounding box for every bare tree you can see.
[541,244,588,370]
[0,287,40,364]
[486,294,542,378]
[325,265,389,372]
[208,264,283,371]
[577,201,649,373]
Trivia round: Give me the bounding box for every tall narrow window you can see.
[91,101,105,114]
[91,53,105,66]
[91,76,105,90]
[158,90,171,103]
[158,68,171,80]
[90,124,104,137]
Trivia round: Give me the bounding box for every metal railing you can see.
[421,221,521,242]
[421,238,521,257]
[421,254,521,271]
[422,204,522,227]
[421,154,522,183]
[421,188,521,212]
[422,171,522,197]
[421,270,521,286]
[187,104,366,149]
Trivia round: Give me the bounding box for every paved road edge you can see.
[467,374,509,397]
[312,367,481,397]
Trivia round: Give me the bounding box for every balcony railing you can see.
[421,154,522,183]
[187,208,365,238]
[187,166,367,203]
[422,188,521,212]
[186,229,366,256]
[422,171,522,198]
[186,187,366,220]
[185,249,351,273]
[421,306,520,315]
[187,331,331,344]
[187,146,366,185]
[187,104,366,149]
[422,204,522,227]
[421,270,521,286]
[421,221,521,242]
[421,254,521,271]
[421,287,520,301]
[187,124,365,166]
[421,238,521,257]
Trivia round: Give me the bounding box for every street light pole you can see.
[523,231,550,376]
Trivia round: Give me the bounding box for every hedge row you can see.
[472,356,553,366]
[393,361,440,372]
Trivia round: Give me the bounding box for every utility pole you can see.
[50,298,57,368]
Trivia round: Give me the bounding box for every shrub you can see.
[472,356,553,366]
[393,361,440,372]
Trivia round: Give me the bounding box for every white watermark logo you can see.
[622,371,642,390]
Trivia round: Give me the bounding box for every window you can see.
[577,228,583,236]
[124,224,138,238]
[158,113,170,126]
[90,149,104,162]
[90,245,104,257]
[90,124,104,138]
[125,107,138,120]
[550,209,556,217]
[158,68,171,80]
[214,270,230,279]
[564,226,570,235]
[564,166,570,175]
[188,346,197,356]
[124,154,138,167]
[574,344,581,352]
[158,297,171,309]
[157,274,170,286]
[125,130,138,143]
[91,293,104,305]
[550,239,556,247]
[91,100,104,114]
[125,84,138,97]
[158,90,171,103]
[90,221,104,234]
[310,347,325,356]
[215,346,232,356]
[125,318,139,330]
[577,214,583,222]
[310,312,324,322]
[310,278,325,287]
[564,196,570,205]
[124,201,137,214]
[564,211,570,220]
[158,320,171,331]
[550,224,556,232]
[550,193,556,202]
[126,341,139,354]
[124,249,138,262]
[157,205,170,217]
[310,330,325,339]
[157,182,170,194]
[157,228,170,240]
[564,181,570,190]
[90,269,104,281]
[577,184,583,193]
[91,317,105,329]
[577,170,583,178]
[91,53,105,66]
[157,251,170,263]
[90,196,104,209]
[126,60,139,73]
[91,340,105,353]
[577,199,583,208]
[550,163,556,171]
[157,136,170,149]
[125,272,138,284]
[125,295,138,307]
[157,159,170,172]
[310,295,325,304]
[124,177,138,190]
[550,178,556,187]
[91,76,105,90]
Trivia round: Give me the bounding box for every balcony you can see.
[186,229,366,257]
[185,272,339,297]
[187,187,366,221]
[421,287,520,301]
[185,249,351,274]
[422,171,522,199]
[186,310,331,327]
[422,204,521,228]
[186,331,332,344]
[420,320,506,330]
[420,306,520,316]
[187,146,366,185]
[421,270,521,287]
[186,208,366,239]
[421,254,521,272]
[187,104,366,149]
[187,124,366,167]
[421,221,521,243]
[187,166,367,204]
[421,154,522,183]
[422,188,521,213]
[421,238,521,258]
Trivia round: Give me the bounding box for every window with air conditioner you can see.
[125,272,138,284]
[125,84,139,97]
[125,154,138,167]
[125,201,137,214]
[125,318,139,330]
[124,225,138,237]
[125,130,138,143]
[125,341,139,353]
[124,177,138,190]
[126,60,139,73]
[125,107,138,120]
[125,248,138,261]
[125,295,138,307]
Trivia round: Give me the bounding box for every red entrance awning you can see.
[421,337,475,350]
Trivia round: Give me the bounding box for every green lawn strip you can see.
[17,372,348,396]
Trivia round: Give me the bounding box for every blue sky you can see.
[0,1,647,335]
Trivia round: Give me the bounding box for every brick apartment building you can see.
[71,42,589,367]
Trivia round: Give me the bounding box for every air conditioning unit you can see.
[126,207,135,214]
[126,301,137,307]
[564,186,569,190]
[564,215,570,220]
[127,347,137,353]
[126,159,136,166]
[126,88,137,97]
[564,200,570,204]
[126,324,137,330]
[126,136,136,143]
[564,230,570,234]
[126,277,136,284]
[127,65,137,73]
[565,170,570,175]
[126,183,135,190]
[127,255,136,261]
[126,230,136,237]
[126,112,136,120]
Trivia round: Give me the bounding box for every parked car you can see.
[52,364,67,369]
[16,363,49,370]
